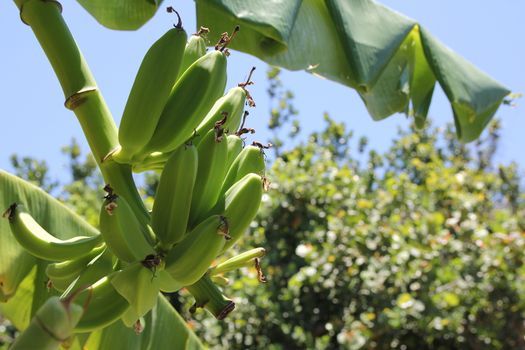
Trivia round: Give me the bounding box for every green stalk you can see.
[14,0,148,224]
[186,273,235,320]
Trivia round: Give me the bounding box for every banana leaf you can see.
[195,0,510,142]
[76,0,163,30]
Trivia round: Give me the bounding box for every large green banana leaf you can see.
[0,170,204,349]
[75,0,163,30]
[74,0,510,142]
[196,0,510,142]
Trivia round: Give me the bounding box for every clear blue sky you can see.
[1,1,523,184]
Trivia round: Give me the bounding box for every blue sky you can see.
[1,1,523,184]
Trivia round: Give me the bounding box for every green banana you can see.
[131,151,172,173]
[114,21,187,163]
[151,144,198,250]
[165,215,229,286]
[213,173,264,254]
[99,191,155,263]
[226,134,244,169]
[189,127,229,227]
[210,247,266,275]
[219,145,266,199]
[193,87,248,145]
[10,296,83,350]
[73,275,130,333]
[4,203,103,261]
[137,49,228,157]
[186,273,235,320]
[111,260,161,320]
[157,269,183,293]
[45,244,107,292]
[61,247,115,296]
[176,27,208,81]
[210,275,230,286]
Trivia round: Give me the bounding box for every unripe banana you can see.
[99,193,155,263]
[165,215,229,286]
[45,244,109,292]
[213,173,264,254]
[61,248,115,296]
[186,273,235,320]
[157,270,183,293]
[189,128,229,227]
[151,145,198,250]
[131,151,172,173]
[121,307,141,329]
[193,87,247,145]
[137,50,228,157]
[5,203,103,261]
[111,260,161,320]
[114,24,188,163]
[10,296,83,350]
[73,275,130,333]
[226,134,244,169]
[219,145,266,199]
[210,247,266,275]
[176,28,208,81]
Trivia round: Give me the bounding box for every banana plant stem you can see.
[14,0,148,222]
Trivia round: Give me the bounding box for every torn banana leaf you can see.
[196,0,510,142]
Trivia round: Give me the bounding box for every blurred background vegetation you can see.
[1,68,524,350]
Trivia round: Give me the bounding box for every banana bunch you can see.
[4,18,271,336]
[108,21,269,323]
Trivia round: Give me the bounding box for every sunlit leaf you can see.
[195,0,510,142]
